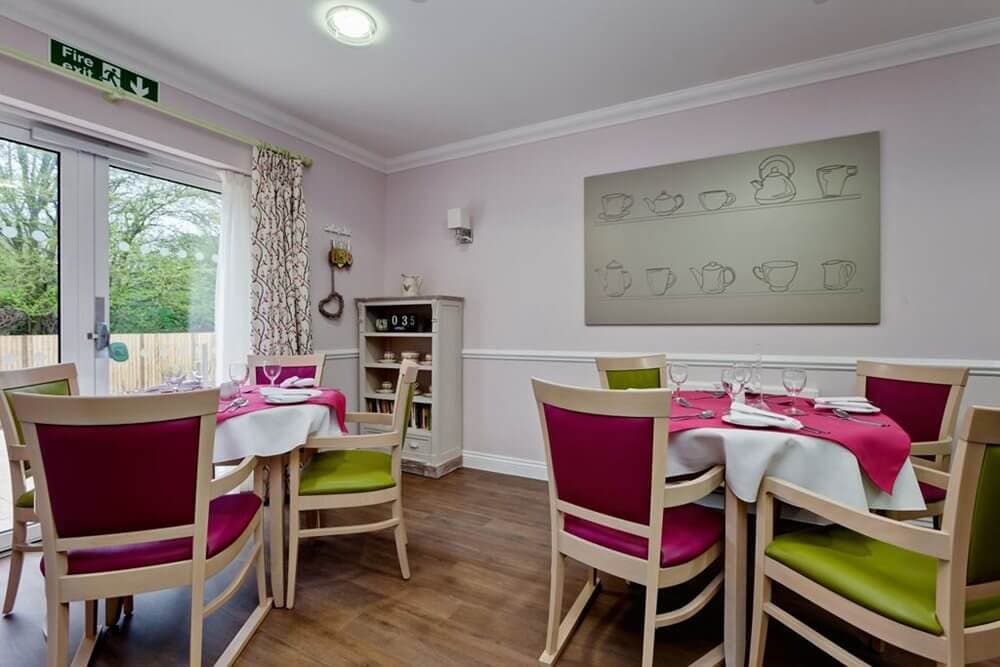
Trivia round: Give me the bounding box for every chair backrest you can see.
[855,361,968,443]
[943,406,1000,589]
[595,354,667,390]
[393,361,420,440]
[248,353,326,385]
[0,364,80,505]
[533,378,671,533]
[12,390,218,549]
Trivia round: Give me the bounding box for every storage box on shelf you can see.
[356,296,463,478]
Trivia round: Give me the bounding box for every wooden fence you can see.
[0,333,216,394]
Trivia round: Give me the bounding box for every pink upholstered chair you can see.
[532,379,725,667]
[856,361,969,526]
[248,353,325,385]
[11,389,271,666]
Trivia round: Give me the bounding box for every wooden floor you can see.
[1,468,996,666]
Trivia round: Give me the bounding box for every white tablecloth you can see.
[668,427,926,512]
[213,404,345,463]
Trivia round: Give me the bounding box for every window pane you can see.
[107,168,220,393]
[0,138,59,371]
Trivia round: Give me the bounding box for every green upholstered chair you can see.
[595,354,668,390]
[285,361,420,608]
[0,363,78,616]
[748,405,1000,667]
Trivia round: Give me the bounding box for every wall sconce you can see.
[447,207,473,244]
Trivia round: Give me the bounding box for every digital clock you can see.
[389,313,419,331]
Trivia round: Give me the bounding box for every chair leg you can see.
[2,521,26,615]
[123,595,134,617]
[45,598,68,667]
[189,568,206,667]
[747,574,771,666]
[105,597,123,626]
[392,499,410,580]
[286,450,301,609]
[639,583,658,667]
[933,514,942,531]
[85,600,97,638]
[539,552,566,665]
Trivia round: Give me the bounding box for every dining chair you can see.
[595,353,668,389]
[532,378,725,667]
[0,363,80,617]
[12,388,271,666]
[856,360,969,526]
[248,353,326,385]
[285,361,419,608]
[748,405,1000,667]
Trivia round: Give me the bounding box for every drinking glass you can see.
[746,366,766,408]
[733,362,751,385]
[668,363,689,399]
[721,367,744,408]
[263,363,282,386]
[161,366,183,392]
[190,360,204,386]
[229,362,250,392]
[781,367,808,415]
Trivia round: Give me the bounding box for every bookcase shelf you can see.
[356,296,463,478]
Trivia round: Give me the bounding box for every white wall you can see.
[384,46,1000,477]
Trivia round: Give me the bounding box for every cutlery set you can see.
[219,398,248,413]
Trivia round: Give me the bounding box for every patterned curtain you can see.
[250,146,312,355]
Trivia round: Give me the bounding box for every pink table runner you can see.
[670,391,911,493]
[217,386,348,434]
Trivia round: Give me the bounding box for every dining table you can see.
[213,386,347,608]
[663,391,926,666]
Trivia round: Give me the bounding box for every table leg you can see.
[725,485,749,666]
[268,455,286,608]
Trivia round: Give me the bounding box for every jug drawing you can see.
[645,267,678,296]
[596,260,632,297]
[643,190,684,216]
[690,261,736,294]
[752,260,799,292]
[822,260,856,290]
[817,164,858,198]
[751,155,797,204]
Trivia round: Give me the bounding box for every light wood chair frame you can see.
[595,354,668,389]
[748,405,1000,667]
[532,379,725,667]
[247,353,326,384]
[285,361,420,608]
[856,360,969,524]
[0,364,80,617]
[13,389,272,667]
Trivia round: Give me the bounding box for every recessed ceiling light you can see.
[326,5,378,46]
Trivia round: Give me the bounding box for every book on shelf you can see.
[364,398,431,432]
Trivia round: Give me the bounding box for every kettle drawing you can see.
[690,261,736,294]
[750,155,797,204]
[595,260,632,297]
[643,190,685,216]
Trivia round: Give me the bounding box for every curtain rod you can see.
[0,44,313,167]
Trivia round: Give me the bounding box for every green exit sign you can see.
[49,39,159,103]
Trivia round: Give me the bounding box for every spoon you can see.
[677,396,697,409]
[832,408,888,427]
[673,410,715,421]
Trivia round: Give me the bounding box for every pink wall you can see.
[0,16,386,354]
[384,45,1000,361]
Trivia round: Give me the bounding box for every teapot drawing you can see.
[690,261,736,294]
[643,190,685,216]
[750,154,797,204]
[595,260,632,297]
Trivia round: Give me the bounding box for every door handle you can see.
[88,322,110,351]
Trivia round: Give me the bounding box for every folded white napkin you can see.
[259,387,321,398]
[279,376,299,388]
[279,376,316,388]
[729,402,803,429]
[814,396,871,404]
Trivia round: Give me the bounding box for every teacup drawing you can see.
[600,193,633,220]
[645,267,678,296]
[817,164,858,198]
[822,259,856,290]
[752,260,799,292]
[698,190,737,211]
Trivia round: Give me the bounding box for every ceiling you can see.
[3,1,1000,166]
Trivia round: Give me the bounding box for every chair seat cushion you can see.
[15,488,34,508]
[563,504,722,567]
[766,526,1000,635]
[918,481,947,504]
[42,493,260,576]
[299,450,396,496]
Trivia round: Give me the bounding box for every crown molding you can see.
[385,16,1000,173]
[0,4,388,172]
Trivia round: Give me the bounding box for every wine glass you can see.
[781,367,808,416]
[668,363,689,399]
[721,367,744,409]
[229,362,249,393]
[733,362,751,385]
[263,363,282,386]
[161,365,183,392]
[746,365,766,408]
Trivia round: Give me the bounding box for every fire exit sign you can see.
[49,39,159,103]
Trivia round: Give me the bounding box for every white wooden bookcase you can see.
[356,296,463,477]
